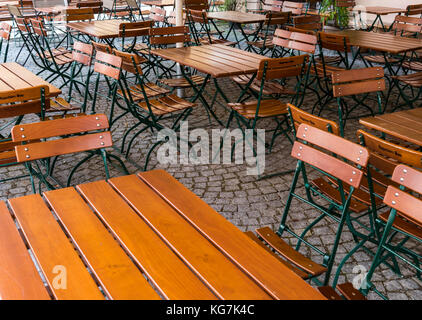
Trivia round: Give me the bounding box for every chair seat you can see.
[231,74,296,95]
[309,63,345,78]
[46,97,82,112]
[392,72,422,87]
[246,38,274,49]
[123,42,149,52]
[118,83,170,101]
[315,55,343,65]
[42,47,73,65]
[200,37,236,46]
[136,94,196,115]
[363,55,399,64]
[402,60,422,71]
[227,99,289,119]
[379,211,422,240]
[159,74,208,88]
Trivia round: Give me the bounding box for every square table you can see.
[359,108,422,147]
[150,44,266,125]
[0,169,325,300]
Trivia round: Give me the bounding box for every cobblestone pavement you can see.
[1,26,422,300]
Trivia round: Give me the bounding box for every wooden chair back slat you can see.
[0,85,49,105]
[119,21,154,37]
[29,18,47,37]
[184,0,209,11]
[335,0,355,8]
[14,17,30,32]
[93,51,122,80]
[272,28,316,53]
[188,9,207,24]
[293,14,321,30]
[63,7,95,22]
[113,49,143,75]
[392,164,422,195]
[285,25,316,35]
[297,123,369,167]
[332,67,385,97]
[72,41,94,66]
[357,129,422,171]
[257,54,307,80]
[148,26,190,45]
[76,1,103,14]
[288,104,339,135]
[407,4,422,16]
[92,40,112,54]
[265,11,291,26]
[12,114,109,142]
[282,1,303,15]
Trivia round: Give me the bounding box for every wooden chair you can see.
[120,0,150,21]
[76,0,103,14]
[317,31,352,68]
[246,11,291,55]
[363,164,422,299]
[120,20,153,55]
[0,22,11,62]
[114,50,197,169]
[0,5,12,22]
[406,4,422,18]
[226,55,309,162]
[331,67,385,136]
[254,123,370,285]
[292,14,322,31]
[92,40,113,54]
[184,0,209,11]
[12,114,128,193]
[18,0,37,18]
[149,6,166,27]
[282,1,304,15]
[187,9,236,46]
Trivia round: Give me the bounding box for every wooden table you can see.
[360,6,407,32]
[150,44,265,125]
[360,108,422,147]
[66,19,125,40]
[0,62,61,97]
[208,11,267,47]
[143,0,174,7]
[0,170,325,300]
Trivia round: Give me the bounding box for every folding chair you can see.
[149,6,166,27]
[362,164,422,299]
[120,20,153,56]
[246,11,291,55]
[12,114,128,193]
[0,22,11,62]
[187,9,236,46]
[282,1,304,15]
[225,55,309,169]
[406,4,422,18]
[60,7,96,47]
[115,50,197,169]
[331,67,385,137]
[254,124,370,285]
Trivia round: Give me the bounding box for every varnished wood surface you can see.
[208,11,267,24]
[360,108,422,147]
[362,6,406,15]
[0,62,61,97]
[143,0,174,7]
[66,19,127,39]
[150,44,266,78]
[1,170,325,300]
[333,30,422,54]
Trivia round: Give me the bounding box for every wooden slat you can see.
[108,175,272,300]
[0,201,51,300]
[76,180,217,300]
[43,187,160,300]
[138,170,326,300]
[8,194,105,300]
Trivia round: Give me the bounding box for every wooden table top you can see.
[150,44,266,78]
[362,6,406,15]
[333,30,422,54]
[143,0,174,7]
[0,62,61,97]
[360,108,422,147]
[0,170,324,300]
[66,19,125,39]
[208,11,267,24]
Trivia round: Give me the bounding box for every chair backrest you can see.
[93,51,122,80]
[119,20,153,37]
[12,114,112,163]
[148,26,191,46]
[7,4,22,17]
[262,0,284,12]
[335,0,355,8]
[76,1,103,14]
[331,67,385,97]
[149,6,166,22]
[113,48,143,75]
[357,129,422,178]
[406,4,422,17]
[0,85,49,119]
[29,18,48,37]
[292,14,322,31]
[14,17,30,33]
[92,40,113,54]
[384,164,422,228]
[264,10,291,26]
[285,25,316,35]
[293,123,368,188]
[184,0,209,11]
[272,28,317,54]
[288,103,339,135]
[188,8,208,24]
[72,41,94,66]
[63,7,95,22]
[318,31,351,52]
[125,0,140,10]
[391,15,422,35]
[282,1,303,15]
[0,22,11,41]
[257,54,308,81]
